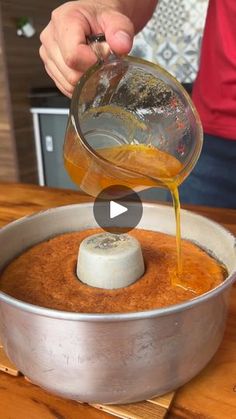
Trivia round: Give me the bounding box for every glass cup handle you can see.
[86,33,116,63]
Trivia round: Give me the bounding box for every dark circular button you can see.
[93,185,143,234]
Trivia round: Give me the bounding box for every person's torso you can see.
[193,0,236,140]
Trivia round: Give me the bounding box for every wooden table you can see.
[0,182,235,419]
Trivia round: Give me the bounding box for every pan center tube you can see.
[77,232,145,289]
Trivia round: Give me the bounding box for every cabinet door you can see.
[39,114,77,189]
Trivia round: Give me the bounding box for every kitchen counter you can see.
[0,182,235,419]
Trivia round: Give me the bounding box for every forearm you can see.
[120,0,158,33]
[94,0,158,33]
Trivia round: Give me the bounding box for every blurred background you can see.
[0,0,208,197]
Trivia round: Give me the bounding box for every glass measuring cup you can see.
[64,35,203,197]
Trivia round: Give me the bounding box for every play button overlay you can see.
[110,201,128,218]
[93,185,143,234]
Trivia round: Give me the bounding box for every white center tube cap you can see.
[77,233,145,289]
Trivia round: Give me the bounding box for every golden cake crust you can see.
[0,228,226,313]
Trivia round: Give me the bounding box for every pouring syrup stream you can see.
[64,143,185,288]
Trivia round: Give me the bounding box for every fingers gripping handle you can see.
[86,33,114,63]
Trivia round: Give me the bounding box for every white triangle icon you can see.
[110,201,128,219]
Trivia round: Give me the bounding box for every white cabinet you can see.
[31,108,76,189]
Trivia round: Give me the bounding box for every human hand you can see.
[39,1,134,97]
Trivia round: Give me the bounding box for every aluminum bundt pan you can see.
[0,202,235,404]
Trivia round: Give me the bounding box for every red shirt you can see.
[192,0,236,140]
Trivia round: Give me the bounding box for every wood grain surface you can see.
[0,182,235,419]
[0,8,18,183]
[0,0,63,183]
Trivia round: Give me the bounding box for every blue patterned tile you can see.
[131,0,209,83]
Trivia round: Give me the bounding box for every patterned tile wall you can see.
[131,0,209,83]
